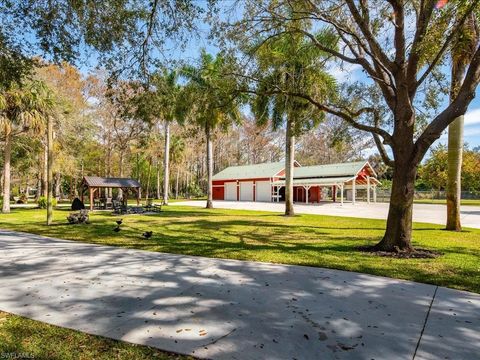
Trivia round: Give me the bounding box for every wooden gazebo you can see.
[81,176,141,210]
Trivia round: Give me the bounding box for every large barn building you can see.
[212,160,380,204]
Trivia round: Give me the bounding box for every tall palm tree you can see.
[252,30,337,216]
[0,81,53,213]
[169,135,186,199]
[446,13,478,231]
[178,51,242,209]
[149,70,180,205]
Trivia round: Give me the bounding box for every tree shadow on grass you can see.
[0,230,464,359]
[2,230,479,359]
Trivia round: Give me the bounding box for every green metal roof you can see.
[213,160,375,181]
[212,161,285,180]
[292,161,370,179]
[272,176,354,186]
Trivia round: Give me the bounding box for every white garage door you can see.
[225,182,237,201]
[256,181,271,202]
[240,182,254,201]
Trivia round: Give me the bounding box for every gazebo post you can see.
[373,185,377,203]
[340,184,344,205]
[136,187,140,206]
[332,185,337,202]
[89,187,94,210]
[304,185,311,204]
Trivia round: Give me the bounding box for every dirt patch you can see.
[356,246,442,259]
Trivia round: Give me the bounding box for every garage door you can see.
[256,181,271,202]
[225,182,237,201]
[240,182,254,201]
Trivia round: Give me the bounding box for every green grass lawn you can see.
[0,311,191,360]
[0,206,479,293]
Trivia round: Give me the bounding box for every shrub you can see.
[37,196,57,209]
[187,183,204,198]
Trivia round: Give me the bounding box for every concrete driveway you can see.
[0,230,479,359]
[173,201,480,229]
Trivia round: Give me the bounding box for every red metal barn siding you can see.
[308,186,321,203]
[212,180,225,200]
[213,187,224,200]
[357,164,374,179]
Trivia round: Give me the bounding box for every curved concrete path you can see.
[0,230,478,359]
[173,201,480,229]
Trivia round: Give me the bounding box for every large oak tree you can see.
[229,0,480,252]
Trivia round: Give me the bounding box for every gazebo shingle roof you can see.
[83,176,141,188]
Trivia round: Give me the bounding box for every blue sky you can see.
[331,64,480,160]
[169,31,480,154]
[74,15,480,157]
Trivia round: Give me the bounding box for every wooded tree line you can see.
[0,61,367,205]
[418,144,480,191]
[1,0,480,253]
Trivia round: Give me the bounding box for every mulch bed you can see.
[356,245,442,259]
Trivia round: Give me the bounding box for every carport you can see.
[272,175,380,205]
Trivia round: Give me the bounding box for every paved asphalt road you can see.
[0,230,478,359]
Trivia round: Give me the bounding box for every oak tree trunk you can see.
[163,121,170,205]
[2,124,12,213]
[284,119,295,216]
[205,125,213,209]
[374,158,416,252]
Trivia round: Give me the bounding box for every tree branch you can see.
[413,43,480,164]
[416,0,480,89]
[373,133,394,167]
[406,0,436,92]
[344,0,394,71]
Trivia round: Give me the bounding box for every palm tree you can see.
[169,135,186,199]
[0,81,53,213]
[252,30,337,216]
[178,51,242,209]
[149,70,180,205]
[446,13,478,231]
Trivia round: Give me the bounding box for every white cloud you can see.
[464,127,480,137]
[464,108,480,126]
[328,63,362,82]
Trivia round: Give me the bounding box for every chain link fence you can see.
[376,190,480,203]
